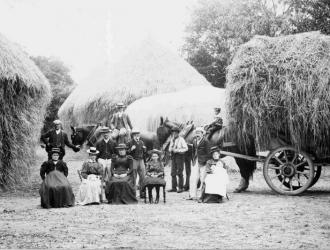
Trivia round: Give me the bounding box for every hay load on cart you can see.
[0,33,51,188]
[226,31,330,195]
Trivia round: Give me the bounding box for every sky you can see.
[0,0,194,82]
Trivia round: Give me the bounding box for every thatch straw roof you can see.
[59,38,210,129]
[126,86,227,132]
[226,31,330,157]
[0,33,51,187]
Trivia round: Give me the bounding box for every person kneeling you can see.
[199,146,229,203]
[105,144,138,204]
[77,147,103,205]
[143,149,166,203]
[39,148,75,208]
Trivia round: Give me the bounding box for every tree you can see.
[286,0,330,34]
[31,56,75,132]
[182,0,292,87]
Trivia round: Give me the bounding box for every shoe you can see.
[177,189,183,193]
[197,198,203,203]
[183,187,189,192]
[167,189,177,192]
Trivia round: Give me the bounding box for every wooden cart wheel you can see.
[263,146,314,195]
[309,165,322,188]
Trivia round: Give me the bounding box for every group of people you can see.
[39,103,229,208]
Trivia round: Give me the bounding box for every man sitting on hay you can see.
[109,102,133,144]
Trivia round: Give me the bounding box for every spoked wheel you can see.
[309,165,322,188]
[263,146,314,195]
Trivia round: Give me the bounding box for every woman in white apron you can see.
[199,146,229,203]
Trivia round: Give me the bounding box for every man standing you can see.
[41,120,80,160]
[110,102,133,144]
[188,127,211,200]
[96,127,117,202]
[127,128,146,198]
[96,127,117,180]
[205,107,223,140]
[168,126,188,193]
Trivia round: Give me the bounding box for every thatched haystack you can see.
[226,31,330,157]
[58,38,209,129]
[126,86,227,132]
[0,33,51,187]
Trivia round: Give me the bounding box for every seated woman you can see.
[77,147,103,205]
[143,149,166,203]
[39,148,75,208]
[105,143,137,204]
[199,146,229,203]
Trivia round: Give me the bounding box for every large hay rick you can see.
[0,33,51,188]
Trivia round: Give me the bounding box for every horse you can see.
[156,117,256,192]
[70,124,160,153]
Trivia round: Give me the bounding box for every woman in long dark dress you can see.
[39,148,75,208]
[105,143,138,204]
[143,149,166,203]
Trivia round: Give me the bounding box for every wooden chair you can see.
[144,183,166,204]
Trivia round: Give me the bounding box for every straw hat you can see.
[51,148,61,155]
[87,147,99,155]
[53,119,62,125]
[210,146,220,154]
[149,149,162,156]
[131,128,140,135]
[99,126,111,133]
[115,143,127,150]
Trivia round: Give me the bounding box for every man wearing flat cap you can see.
[109,102,133,144]
[41,119,80,160]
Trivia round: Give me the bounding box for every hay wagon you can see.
[220,137,327,195]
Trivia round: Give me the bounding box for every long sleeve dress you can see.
[105,155,137,204]
[39,160,75,208]
[201,159,229,203]
[143,161,166,188]
[77,160,103,205]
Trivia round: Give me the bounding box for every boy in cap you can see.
[205,107,223,140]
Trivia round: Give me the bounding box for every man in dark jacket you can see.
[41,120,80,160]
[127,128,146,198]
[188,127,211,200]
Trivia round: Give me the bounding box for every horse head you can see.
[156,116,173,146]
[71,126,86,146]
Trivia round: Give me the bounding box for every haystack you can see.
[126,86,227,132]
[58,38,209,129]
[226,31,330,157]
[0,33,51,187]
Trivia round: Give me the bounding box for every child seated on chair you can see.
[143,149,166,203]
[77,147,103,205]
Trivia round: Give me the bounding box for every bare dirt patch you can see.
[1,149,329,249]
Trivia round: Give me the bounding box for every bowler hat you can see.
[171,126,180,132]
[115,143,127,150]
[87,147,99,155]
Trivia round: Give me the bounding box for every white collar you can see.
[55,129,61,134]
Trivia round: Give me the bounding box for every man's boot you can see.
[233,178,249,193]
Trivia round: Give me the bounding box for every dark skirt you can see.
[105,176,137,204]
[143,176,166,188]
[203,194,223,203]
[39,170,75,208]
